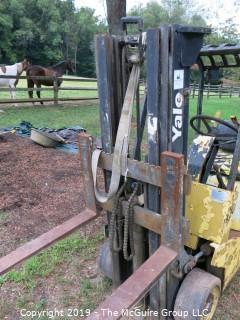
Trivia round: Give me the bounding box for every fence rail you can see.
[2,75,237,105]
[0,75,97,81]
[190,83,240,98]
[0,75,98,105]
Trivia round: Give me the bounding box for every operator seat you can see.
[187,115,240,232]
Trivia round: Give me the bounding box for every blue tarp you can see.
[0,121,86,154]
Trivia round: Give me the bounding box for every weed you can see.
[0,211,9,224]
[78,277,112,311]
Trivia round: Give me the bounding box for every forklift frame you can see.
[88,22,214,318]
[196,43,240,121]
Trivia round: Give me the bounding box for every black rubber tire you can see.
[174,268,221,320]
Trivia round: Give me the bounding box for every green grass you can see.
[0,231,111,319]
[0,104,100,136]
[0,96,239,142]
[189,96,239,143]
[189,95,240,118]
[0,232,104,289]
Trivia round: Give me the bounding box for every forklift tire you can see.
[174,268,221,320]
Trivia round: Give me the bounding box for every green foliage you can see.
[129,0,207,28]
[75,7,106,77]
[0,0,106,76]
[0,0,239,79]
[130,0,239,81]
[204,19,240,81]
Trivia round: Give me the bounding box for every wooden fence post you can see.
[230,86,233,98]
[219,83,222,98]
[192,82,196,98]
[53,75,58,105]
[207,83,210,99]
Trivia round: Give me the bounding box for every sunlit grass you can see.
[0,103,100,137]
[0,96,239,143]
[0,73,98,100]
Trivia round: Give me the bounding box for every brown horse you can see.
[26,60,74,104]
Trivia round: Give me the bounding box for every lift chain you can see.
[123,182,139,261]
[109,181,139,261]
[109,181,127,252]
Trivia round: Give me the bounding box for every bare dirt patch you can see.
[0,134,109,319]
[0,134,89,256]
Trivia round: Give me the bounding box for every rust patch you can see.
[87,246,177,320]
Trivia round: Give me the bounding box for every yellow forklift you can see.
[80,19,240,319]
[181,43,240,318]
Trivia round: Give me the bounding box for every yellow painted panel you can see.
[186,182,235,244]
[211,238,240,289]
[231,182,240,231]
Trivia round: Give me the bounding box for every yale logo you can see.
[172,92,184,142]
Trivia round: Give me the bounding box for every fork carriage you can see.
[0,18,239,320]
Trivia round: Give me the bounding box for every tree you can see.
[161,0,186,24]
[0,0,106,76]
[129,1,167,29]
[129,0,207,29]
[205,19,240,81]
[0,0,64,64]
[106,0,126,35]
[0,0,14,62]
[75,7,105,76]
[189,14,207,27]
[58,0,77,61]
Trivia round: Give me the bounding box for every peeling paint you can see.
[232,182,240,231]
[211,238,240,289]
[188,135,215,180]
[193,135,214,153]
[186,182,235,245]
[148,114,158,143]
[104,112,109,123]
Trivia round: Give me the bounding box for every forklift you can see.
[77,17,240,319]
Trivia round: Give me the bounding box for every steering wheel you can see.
[190,115,238,137]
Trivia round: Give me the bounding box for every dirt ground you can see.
[0,134,89,256]
[0,134,109,319]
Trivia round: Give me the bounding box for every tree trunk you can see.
[74,45,78,74]
[106,0,126,35]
